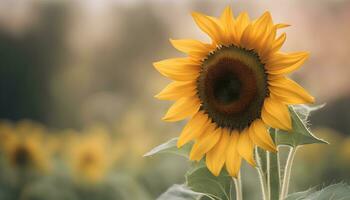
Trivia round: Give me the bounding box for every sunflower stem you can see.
[268,129,280,200]
[255,147,269,200]
[279,146,297,200]
[257,167,269,200]
[233,171,243,200]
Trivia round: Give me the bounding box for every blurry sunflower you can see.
[0,120,16,150]
[66,126,112,183]
[2,121,50,172]
[154,7,314,176]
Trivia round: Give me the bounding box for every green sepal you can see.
[275,106,328,147]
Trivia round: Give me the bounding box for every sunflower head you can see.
[2,122,51,172]
[154,6,314,177]
[65,126,112,183]
[0,121,16,150]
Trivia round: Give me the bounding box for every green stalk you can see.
[268,129,280,200]
[233,171,243,200]
[255,147,269,200]
[279,147,297,200]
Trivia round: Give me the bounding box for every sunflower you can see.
[154,7,314,177]
[0,120,16,150]
[2,121,51,172]
[65,126,112,183]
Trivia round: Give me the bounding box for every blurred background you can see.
[0,0,349,199]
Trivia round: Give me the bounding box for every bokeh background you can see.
[1,0,350,199]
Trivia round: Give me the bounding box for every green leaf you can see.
[185,163,233,200]
[293,104,325,121]
[144,138,192,158]
[284,187,317,200]
[275,106,328,147]
[286,183,350,200]
[157,184,204,200]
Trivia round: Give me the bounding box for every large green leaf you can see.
[275,106,327,147]
[185,163,233,200]
[286,183,350,200]
[157,184,204,200]
[157,162,234,200]
[144,138,192,158]
[284,187,317,200]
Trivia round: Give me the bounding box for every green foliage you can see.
[286,183,350,200]
[292,104,325,121]
[267,145,280,200]
[104,174,152,200]
[73,174,150,200]
[186,163,233,200]
[146,105,350,200]
[275,106,327,147]
[144,138,192,158]
[0,160,151,200]
[145,139,235,200]
[19,176,77,200]
[157,184,204,200]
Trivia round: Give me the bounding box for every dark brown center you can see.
[197,46,268,131]
[79,153,98,170]
[13,146,31,167]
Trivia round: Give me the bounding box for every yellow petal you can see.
[169,39,213,57]
[206,128,230,176]
[269,77,315,104]
[153,58,200,81]
[155,81,196,100]
[177,112,209,147]
[249,119,277,152]
[189,124,221,161]
[188,50,211,60]
[266,52,309,75]
[269,33,287,55]
[234,12,250,44]
[252,12,273,40]
[275,23,290,29]
[257,25,277,60]
[239,24,253,49]
[225,130,242,177]
[220,6,235,22]
[250,12,276,56]
[260,32,287,62]
[192,12,225,44]
[162,96,200,122]
[261,97,292,130]
[237,129,256,166]
[259,23,289,60]
[241,12,273,50]
[219,6,236,45]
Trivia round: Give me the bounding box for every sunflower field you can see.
[1,1,350,200]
